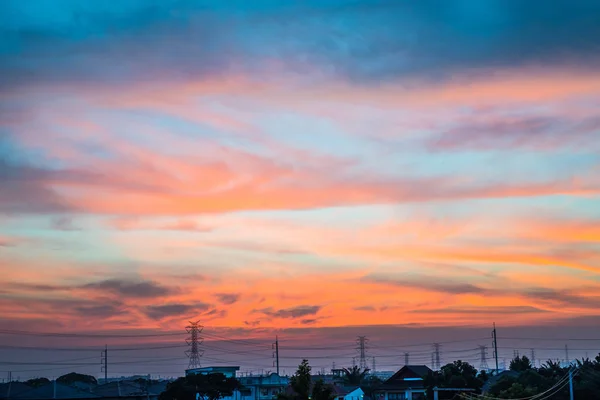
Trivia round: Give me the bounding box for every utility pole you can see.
[492,323,499,374]
[404,352,409,366]
[272,336,280,375]
[146,374,150,400]
[185,321,204,369]
[569,368,574,400]
[101,345,107,382]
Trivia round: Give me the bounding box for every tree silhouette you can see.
[341,366,370,386]
[159,373,240,400]
[425,360,484,398]
[312,379,335,400]
[509,356,532,372]
[25,378,51,388]
[57,373,97,386]
[289,359,312,400]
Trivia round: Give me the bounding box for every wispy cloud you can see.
[143,303,210,320]
[215,293,241,305]
[83,279,176,298]
[256,305,322,319]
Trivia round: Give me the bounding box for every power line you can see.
[0,329,184,338]
[0,344,188,352]
[498,336,600,341]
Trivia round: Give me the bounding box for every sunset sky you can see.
[1,0,600,378]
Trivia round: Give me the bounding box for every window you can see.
[388,393,406,400]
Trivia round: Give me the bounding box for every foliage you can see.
[25,378,51,387]
[487,354,600,400]
[159,373,240,400]
[311,379,335,400]
[341,366,370,386]
[289,359,312,400]
[478,370,489,382]
[56,373,98,386]
[424,361,484,400]
[509,356,532,372]
[360,375,382,399]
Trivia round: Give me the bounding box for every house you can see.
[0,381,101,400]
[332,386,364,400]
[0,383,35,400]
[93,380,166,400]
[238,373,288,400]
[185,366,240,378]
[374,365,432,400]
[0,379,169,400]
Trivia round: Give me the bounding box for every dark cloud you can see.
[353,306,376,312]
[0,160,71,214]
[256,305,321,319]
[243,320,261,327]
[144,303,210,320]
[409,306,549,315]
[84,279,175,298]
[523,289,600,309]
[50,216,81,231]
[215,293,240,305]
[2,0,600,92]
[362,274,486,295]
[73,304,124,317]
[427,114,600,152]
[300,319,318,325]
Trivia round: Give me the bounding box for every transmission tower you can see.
[513,349,520,359]
[372,357,376,373]
[530,349,536,368]
[356,336,368,370]
[433,343,441,370]
[478,345,488,370]
[185,321,204,369]
[404,352,409,366]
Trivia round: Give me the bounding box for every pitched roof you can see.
[0,383,33,399]
[331,386,361,396]
[9,382,101,399]
[93,381,147,397]
[376,365,432,391]
[481,371,520,393]
[403,366,432,378]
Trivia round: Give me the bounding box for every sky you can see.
[1,0,600,379]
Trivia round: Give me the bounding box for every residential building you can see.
[0,380,168,400]
[374,365,431,400]
[332,386,364,400]
[238,373,288,400]
[185,367,240,378]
